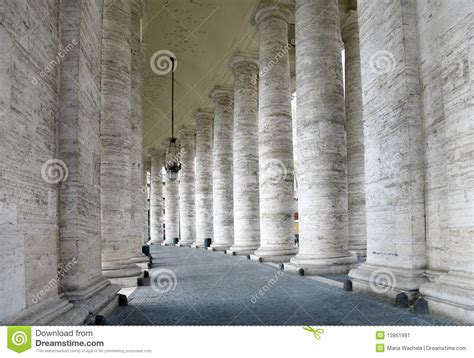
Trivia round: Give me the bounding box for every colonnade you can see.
[146,0,473,324]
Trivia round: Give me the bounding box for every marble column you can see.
[209,86,234,251]
[227,52,261,256]
[250,3,297,262]
[129,0,148,269]
[192,110,214,248]
[342,10,366,258]
[349,0,427,302]
[149,148,164,244]
[56,0,119,322]
[162,140,180,245]
[285,0,357,275]
[142,155,151,244]
[178,127,196,247]
[100,0,141,287]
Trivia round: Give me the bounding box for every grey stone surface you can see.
[341,10,367,257]
[0,0,74,324]
[178,127,196,247]
[149,147,164,244]
[210,86,234,251]
[287,0,356,275]
[100,0,141,284]
[416,0,474,325]
[57,0,119,319]
[350,0,428,301]
[129,0,148,266]
[252,4,297,262]
[108,246,452,325]
[228,52,261,255]
[193,110,214,247]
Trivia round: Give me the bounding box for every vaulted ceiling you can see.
[141,0,354,152]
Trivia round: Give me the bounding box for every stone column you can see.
[55,0,120,323]
[149,148,164,244]
[100,0,141,287]
[285,0,356,275]
[192,110,214,248]
[349,0,427,302]
[178,127,196,247]
[250,3,297,262]
[227,52,261,256]
[342,10,366,258]
[162,140,180,245]
[129,0,148,269]
[209,86,234,251]
[143,155,151,244]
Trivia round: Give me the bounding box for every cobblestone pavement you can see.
[108,246,453,326]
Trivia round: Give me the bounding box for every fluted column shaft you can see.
[286,0,356,275]
[178,128,196,246]
[100,0,141,285]
[193,111,214,247]
[210,87,234,251]
[228,53,260,255]
[251,4,297,262]
[342,10,366,257]
[129,0,148,266]
[149,148,164,244]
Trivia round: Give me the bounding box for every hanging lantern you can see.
[165,137,181,181]
[164,56,181,181]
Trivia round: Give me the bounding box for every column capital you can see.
[194,109,214,121]
[209,85,234,102]
[228,52,259,73]
[251,1,294,27]
[179,126,196,136]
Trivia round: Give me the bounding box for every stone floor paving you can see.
[108,246,453,326]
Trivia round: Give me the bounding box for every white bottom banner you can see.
[2,326,471,357]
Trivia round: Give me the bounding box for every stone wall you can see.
[0,0,64,322]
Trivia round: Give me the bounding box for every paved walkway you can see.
[108,246,452,325]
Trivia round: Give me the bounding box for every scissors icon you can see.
[303,326,325,340]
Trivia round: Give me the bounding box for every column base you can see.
[227,244,259,256]
[161,241,175,246]
[102,260,142,288]
[420,271,474,324]
[349,263,428,303]
[57,278,120,325]
[2,296,76,325]
[285,253,357,276]
[129,255,150,270]
[177,241,193,247]
[148,240,163,245]
[210,243,231,252]
[250,246,298,263]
